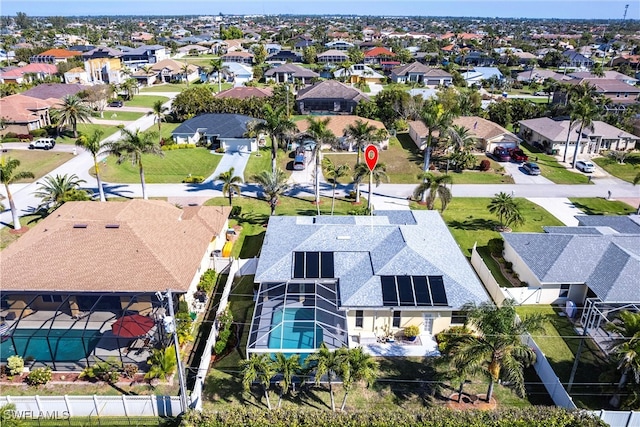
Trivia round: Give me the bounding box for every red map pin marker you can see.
[364,145,379,171]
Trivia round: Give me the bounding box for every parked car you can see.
[576,160,596,173]
[523,162,541,175]
[28,138,55,150]
[293,147,306,170]
[508,148,528,162]
[108,100,124,107]
[492,147,511,162]
[533,91,549,96]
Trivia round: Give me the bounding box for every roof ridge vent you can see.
[73,223,88,228]
[105,224,120,229]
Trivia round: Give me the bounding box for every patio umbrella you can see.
[111,314,155,338]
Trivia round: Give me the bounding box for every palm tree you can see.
[322,157,350,215]
[0,157,34,231]
[570,96,598,169]
[102,128,163,200]
[209,57,226,93]
[54,95,93,138]
[440,300,545,402]
[145,345,177,380]
[34,174,90,210]
[344,119,379,204]
[488,192,525,231]
[148,100,168,134]
[354,162,389,212]
[252,169,290,216]
[413,172,452,211]
[273,353,301,408]
[241,354,275,410]
[339,347,378,411]
[306,343,348,411]
[605,311,640,406]
[305,117,336,209]
[180,62,192,86]
[216,167,243,205]
[120,78,139,101]
[254,104,296,176]
[420,100,455,175]
[561,109,579,163]
[76,129,106,202]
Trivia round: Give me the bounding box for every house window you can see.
[559,284,570,298]
[392,311,401,328]
[42,295,64,303]
[355,310,363,328]
[451,311,466,325]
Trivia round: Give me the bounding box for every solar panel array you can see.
[293,252,335,279]
[381,275,448,306]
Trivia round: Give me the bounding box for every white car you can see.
[576,160,595,173]
[29,138,56,150]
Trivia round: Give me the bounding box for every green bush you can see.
[1,138,20,142]
[79,359,122,383]
[26,367,52,386]
[183,175,205,184]
[4,132,18,139]
[435,325,472,352]
[487,238,504,257]
[230,205,242,218]
[403,325,420,338]
[214,307,234,355]
[30,129,47,137]
[162,143,196,151]
[7,355,24,376]
[197,269,217,294]
[123,363,139,378]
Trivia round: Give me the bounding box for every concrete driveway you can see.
[208,151,250,183]
[527,198,585,226]
[502,161,553,184]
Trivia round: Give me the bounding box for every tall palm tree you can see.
[34,173,90,210]
[252,169,290,216]
[120,78,139,100]
[215,167,243,205]
[0,157,34,231]
[241,354,275,410]
[305,117,336,209]
[561,109,579,163]
[148,100,169,134]
[76,129,106,202]
[322,157,350,215]
[209,57,226,93]
[344,119,379,204]
[440,300,545,402]
[102,128,163,200]
[305,343,348,412]
[570,96,597,169]
[339,347,378,411]
[54,95,93,138]
[488,192,525,231]
[180,62,192,86]
[273,353,301,408]
[254,104,296,176]
[354,162,389,212]
[420,100,455,175]
[605,311,640,405]
[413,172,452,211]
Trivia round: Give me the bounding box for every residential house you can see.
[295,115,388,150]
[553,78,640,109]
[390,63,453,86]
[515,68,568,83]
[610,54,640,68]
[363,47,396,65]
[296,80,370,114]
[81,46,123,61]
[221,62,253,85]
[458,51,495,67]
[0,94,58,136]
[0,200,231,370]
[316,49,349,65]
[561,50,594,69]
[215,86,273,99]
[518,117,639,156]
[293,36,314,50]
[171,113,264,152]
[265,43,282,55]
[0,63,58,85]
[151,59,199,84]
[30,48,81,64]
[333,64,385,84]
[118,45,168,69]
[325,40,354,51]
[221,51,253,65]
[266,50,303,64]
[177,45,210,55]
[65,57,125,85]
[131,32,154,43]
[568,70,639,86]
[248,211,490,357]
[264,63,319,85]
[462,67,504,86]
[21,83,88,101]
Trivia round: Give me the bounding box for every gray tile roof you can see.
[264,64,319,78]
[172,113,263,138]
[22,83,89,100]
[577,215,640,234]
[543,226,604,235]
[255,211,489,309]
[519,117,639,142]
[296,80,369,103]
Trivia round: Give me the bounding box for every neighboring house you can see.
[265,43,282,55]
[0,63,58,84]
[296,80,370,114]
[151,59,199,84]
[316,49,349,65]
[0,93,58,136]
[65,57,124,85]
[610,54,640,68]
[131,32,154,42]
[264,63,319,85]
[363,46,396,65]
[552,78,640,108]
[325,40,354,51]
[177,44,210,55]
[221,51,253,65]
[266,50,303,64]
[561,49,594,69]
[295,115,388,150]
[408,116,521,153]
[221,62,253,84]
[519,117,639,156]
[117,45,168,68]
[568,70,639,86]
[515,68,568,83]
[215,86,273,99]
[21,83,88,101]
[30,48,81,64]
[293,36,314,50]
[458,51,495,67]
[81,46,123,61]
[390,62,453,86]
[131,68,157,87]
[171,113,264,152]
[333,64,385,84]
[0,200,231,370]
[248,211,490,357]
[472,67,504,82]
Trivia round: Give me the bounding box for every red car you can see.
[508,148,528,162]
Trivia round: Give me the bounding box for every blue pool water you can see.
[268,308,323,350]
[0,329,102,362]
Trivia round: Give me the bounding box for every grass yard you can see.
[56,123,121,144]
[0,214,44,248]
[98,147,221,183]
[158,122,181,142]
[569,197,636,215]
[97,110,145,121]
[592,152,640,183]
[1,149,74,182]
[140,83,188,92]
[519,143,591,184]
[125,95,169,108]
[243,146,276,182]
[515,305,609,409]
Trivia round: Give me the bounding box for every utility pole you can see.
[165,289,189,412]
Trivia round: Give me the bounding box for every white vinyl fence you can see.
[589,410,640,427]
[470,243,505,306]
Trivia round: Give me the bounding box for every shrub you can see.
[505,261,513,271]
[215,147,225,153]
[30,129,47,137]
[79,360,122,383]
[1,138,20,142]
[230,205,242,218]
[16,134,32,141]
[479,159,491,171]
[214,308,234,355]
[0,364,7,378]
[197,269,217,294]
[176,311,195,345]
[403,325,420,338]
[4,132,18,139]
[182,175,204,184]
[435,326,472,352]
[347,206,370,215]
[7,355,24,376]
[123,363,139,379]
[487,238,504,256]
[26,367,52,386]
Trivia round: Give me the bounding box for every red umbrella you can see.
[111,314,155,338]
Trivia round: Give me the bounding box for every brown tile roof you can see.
[364,47,395,57]
[0,94,59,123]
[151,58,198,74]
[296,80,369,103]
[215,86,273,99]
[296,115,385,137]
[0,200,231,293]
[409,116,520,142]
[35,48,82,58]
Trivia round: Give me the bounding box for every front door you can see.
[422,314,434,334]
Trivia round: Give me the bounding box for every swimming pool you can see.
[268,308,323,350]
[0,328,102,362]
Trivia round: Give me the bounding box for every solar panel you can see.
[293,252,304,278]
[381,276,398,306]
[306,252,320,278]
[413,276,431,306]
[428,276,448,306]
[397,276,415,306]
[320,252,334,278]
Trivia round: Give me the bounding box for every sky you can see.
[1,0,638,20]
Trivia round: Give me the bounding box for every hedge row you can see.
[180,407,606,427]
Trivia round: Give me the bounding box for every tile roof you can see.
[295,115,385,137]
[255,211,489,309]
[172,113,263,138]
[151,58,198,74]
[519,117,639,142]
[391,62,452,77]
[317,49,349,59]
[215,86,273,99]
[364,47,395,57]
[21,83,89,100]
[34,48,82,58]
[577,216,640,234]
[296,80,370,103]
[0,94,59,123]
[1,63,58,78]
[0,200,231,293]
[264,63,319,78]
[409,116,519,143]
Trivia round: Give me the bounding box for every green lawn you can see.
[140,83,189,92]
[569,198,636,215]
[519,143,591,184]
[158,123,181,142]
[1,149,74,182]
[592,152,640,183]
[243,146,275,182]
[98,147,221,183]
[97,110,145,121]
[56,123,121,144]
[1,214,44,248]
[125,95,169,108]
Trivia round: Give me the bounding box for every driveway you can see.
[527,198,585,226]
[289,150,321,185]
[502,161,553,184]
[208,151,250,183]
[367,83,384,96]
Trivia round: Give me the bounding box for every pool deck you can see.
[359,334,440,357]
